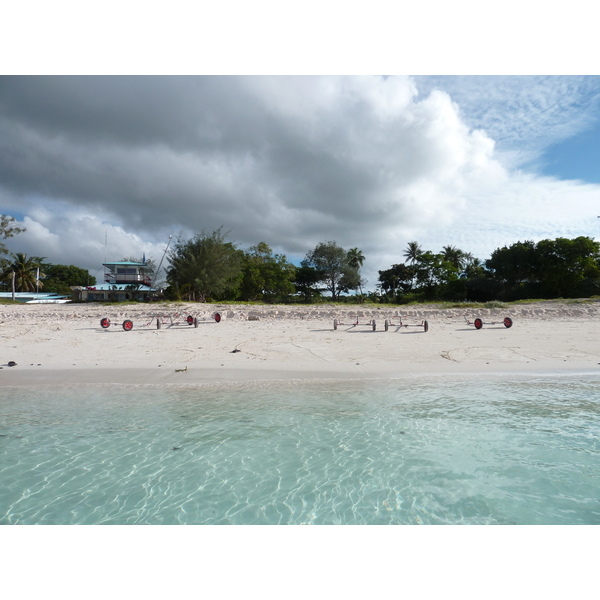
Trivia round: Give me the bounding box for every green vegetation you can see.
[0,254,95,295]
[239,242,296,302]
[301,241,361,300]
[443,301,504,309]
[166,229,245,302]
[374,237,600,304]
[1,209,599,306]
[0,253,44,292]
[486,236,600,300]
[40,263,96,294]
[161,233,366,304]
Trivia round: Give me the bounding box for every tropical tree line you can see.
[0,253,96,294]
[165,229,364,303]
[3,213,600,303]
[376,237,600,303]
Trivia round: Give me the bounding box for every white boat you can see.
[0,292,71,303]
[26,298,72,304]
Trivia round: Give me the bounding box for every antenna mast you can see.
[151,235,172,290]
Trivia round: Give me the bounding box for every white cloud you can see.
[413,76,600,166]
[17,216,61,257]
[9,209,170,281]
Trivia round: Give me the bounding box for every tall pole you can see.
[11,270,15,301]
[152,235,172,291]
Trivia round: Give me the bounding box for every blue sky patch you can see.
[539,119,600,183]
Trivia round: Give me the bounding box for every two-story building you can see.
[73,261,157,302]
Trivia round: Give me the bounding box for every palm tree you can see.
[403,241,423,264]
[347,248,365,295]
[441,245,468,271]
[1,253,44,292]
[463,256,485,278]
[347,248,365,270]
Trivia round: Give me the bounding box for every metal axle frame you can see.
[333,316,377,331]
[384,315,429,332]
[464,315,513,330]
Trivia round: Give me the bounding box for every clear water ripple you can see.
[1,376,600,524]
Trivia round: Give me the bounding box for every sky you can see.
[1,74,600,290]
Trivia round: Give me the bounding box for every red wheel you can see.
[504,317,513,328]
[186,315,194,325]
[214,312,221,323]
[474,318,483,330]
[122,320,133,331]
[423,320,429,333]
[100,318,110,328]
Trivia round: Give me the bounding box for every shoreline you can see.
[4,365,600,389]
[2,301,600,388]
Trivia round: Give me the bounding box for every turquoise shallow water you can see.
[1,375,599,525]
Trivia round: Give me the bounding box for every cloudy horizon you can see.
[2,75,600,290]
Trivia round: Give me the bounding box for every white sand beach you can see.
[2,300,600,386]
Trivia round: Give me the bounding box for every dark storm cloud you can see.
[0,76,248,149]
[0,76,423,249]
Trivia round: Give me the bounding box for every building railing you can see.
[104,272,152,286]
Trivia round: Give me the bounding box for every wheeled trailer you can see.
[99,317,137,331]
[383,315,429,332]
[333,315,378,331]
[100,312,221,331]
[155,312,222,329]
[464,315,513,329]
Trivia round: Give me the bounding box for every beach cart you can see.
[464,315,513,330]
[333,315,378,331]
[99,317,138,331]
[100,312,221,331]
[383,314,429,332]
[155,312,222,329]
